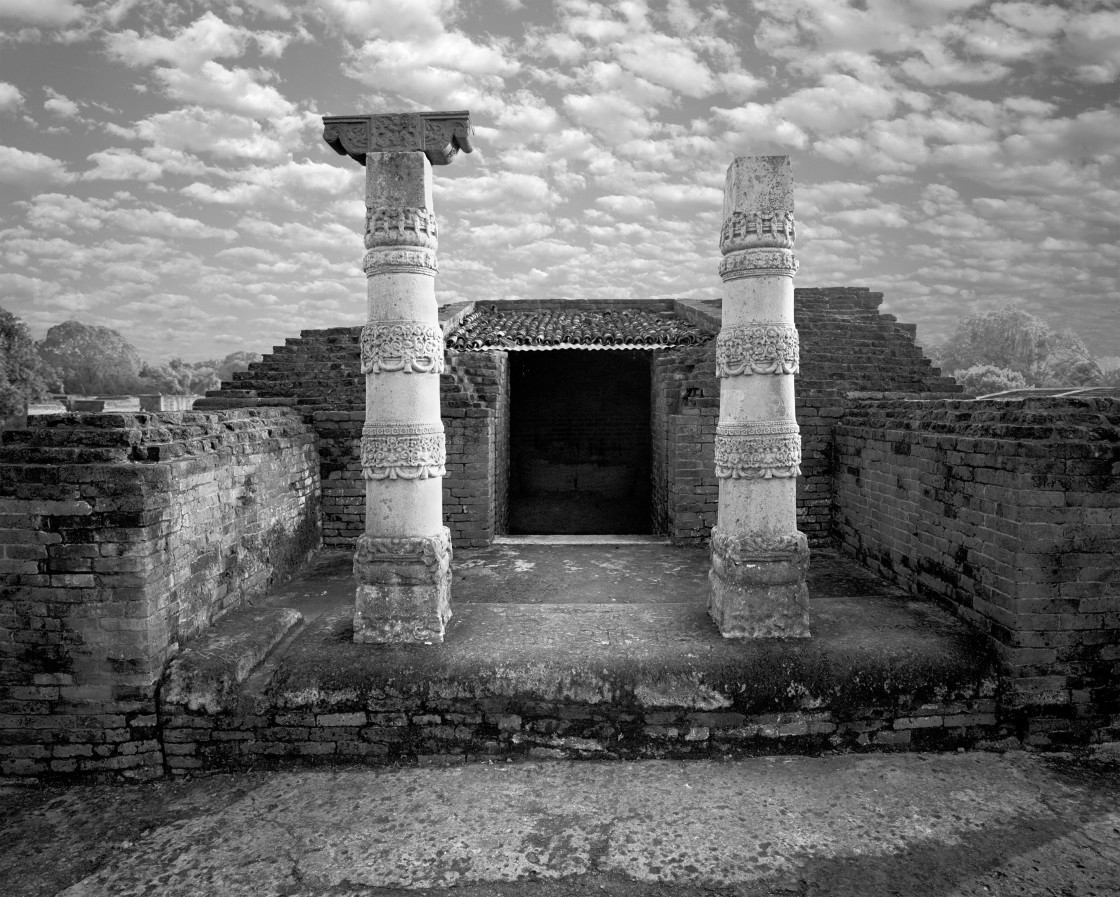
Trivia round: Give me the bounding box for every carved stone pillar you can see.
[708,156,810,638]
[322,110,472,644]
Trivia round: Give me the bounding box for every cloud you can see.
[82,148,165,181]
[0,81,25,113]
[0,145,76,185]
[106,12,296,117]
[132,107,313,161]
[1063,9,1120,83]
[0,0,82,26]
[313,0,452,39]
[106,12,249,68]
[43,87,79,117]
[181,159,357,206]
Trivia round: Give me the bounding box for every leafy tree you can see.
[940,305,1102,387]
[37,320,149,395]
[953,364,1028,397]
[214,351,261,384]
[0,307,53,418]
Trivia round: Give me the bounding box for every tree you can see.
[953,364,1028,397]
[0,307,53,418]
[214,351,262,384]
[37,320,149,395]
[940,305,1102,388]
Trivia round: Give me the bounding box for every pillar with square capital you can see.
[708,155,810,638]
[322,110,473,644]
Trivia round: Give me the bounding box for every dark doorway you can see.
[509,350,652,534]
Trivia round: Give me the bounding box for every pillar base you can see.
[353,528,452,644]
[707,527,810,638]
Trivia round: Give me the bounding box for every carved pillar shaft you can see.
[324,110,472,645]
[708,156,810,638]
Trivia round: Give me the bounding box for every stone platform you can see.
[159,542,1004,773]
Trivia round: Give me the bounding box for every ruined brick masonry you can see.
[3,287,1118,778]
[0,409,319,778]
[197,288,959,548]
[834,396,1120,747]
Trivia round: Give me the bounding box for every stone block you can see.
[353,529,453,644]
[708,535,810,638]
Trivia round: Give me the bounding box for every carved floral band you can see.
[719,248,798,281]
[360,422,446,480]
[714,421,801,479]
[716,322,799,376]
[362,247,437,277]
[354,527,453,583]
[360,321,445,374]
[710,525,808,560]
[720,210,796,253]
[365,207,438,250]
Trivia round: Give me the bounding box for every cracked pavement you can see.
[3,752,1119,896]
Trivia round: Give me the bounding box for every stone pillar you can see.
[708,156,810,638]
[322,110,472,644]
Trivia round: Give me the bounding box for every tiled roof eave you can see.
[452,342,690,352]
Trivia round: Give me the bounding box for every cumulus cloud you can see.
[0,81,25,113]
[82,148,164,181]
[107,12,296,117]
[0,0,82,26]
[43,87,80,117]
[132,107,313,161]
[0,145,76,185]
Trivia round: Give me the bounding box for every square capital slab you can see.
[323,111,473,166]
[723,156,793,220]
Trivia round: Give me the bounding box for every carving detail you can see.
[354,527,452,584]
[714,422,801,479]
[371,113,423,152]
[710,525,808,561]
[719,249,798,281]
[360,321,445,374]
[361,422,445,480]
[362,247,438,277]
[322,119,369,160]
[716,323,799,376]
[365,208,438,250]
[323,111,473,166]
[720,210,796,253]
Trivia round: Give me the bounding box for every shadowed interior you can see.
[509,350,652,534]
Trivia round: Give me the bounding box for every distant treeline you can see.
[1,307,261,418]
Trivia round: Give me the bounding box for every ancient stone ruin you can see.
[0,108,1116,781]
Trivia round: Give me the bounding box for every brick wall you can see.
[652,342,720,544]
[0,408,319,779]
[833,396,1120,745]
[196,291,955,547]
[647,289,959,546]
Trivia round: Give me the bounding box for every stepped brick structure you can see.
[196,288,958,549]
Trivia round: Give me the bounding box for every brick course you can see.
[0,408,319,779]
[833,395,1120,745]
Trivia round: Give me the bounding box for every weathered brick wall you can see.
[652,342,719,544]
[0,408,319,779]
[833,396,1120,746]
[197,291,954,547]
[649,289,959,546]
[198,312,501,548]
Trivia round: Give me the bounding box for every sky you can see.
[1,0,1118,365]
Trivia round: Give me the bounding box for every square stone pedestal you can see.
[353,528,452,644]
[708,527,810,638]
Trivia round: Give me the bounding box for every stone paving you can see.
[3,751,1119,896]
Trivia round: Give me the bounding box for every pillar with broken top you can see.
[708,155,810,638]
[322,110,473,643]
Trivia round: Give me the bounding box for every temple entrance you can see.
[508,350,652,534]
